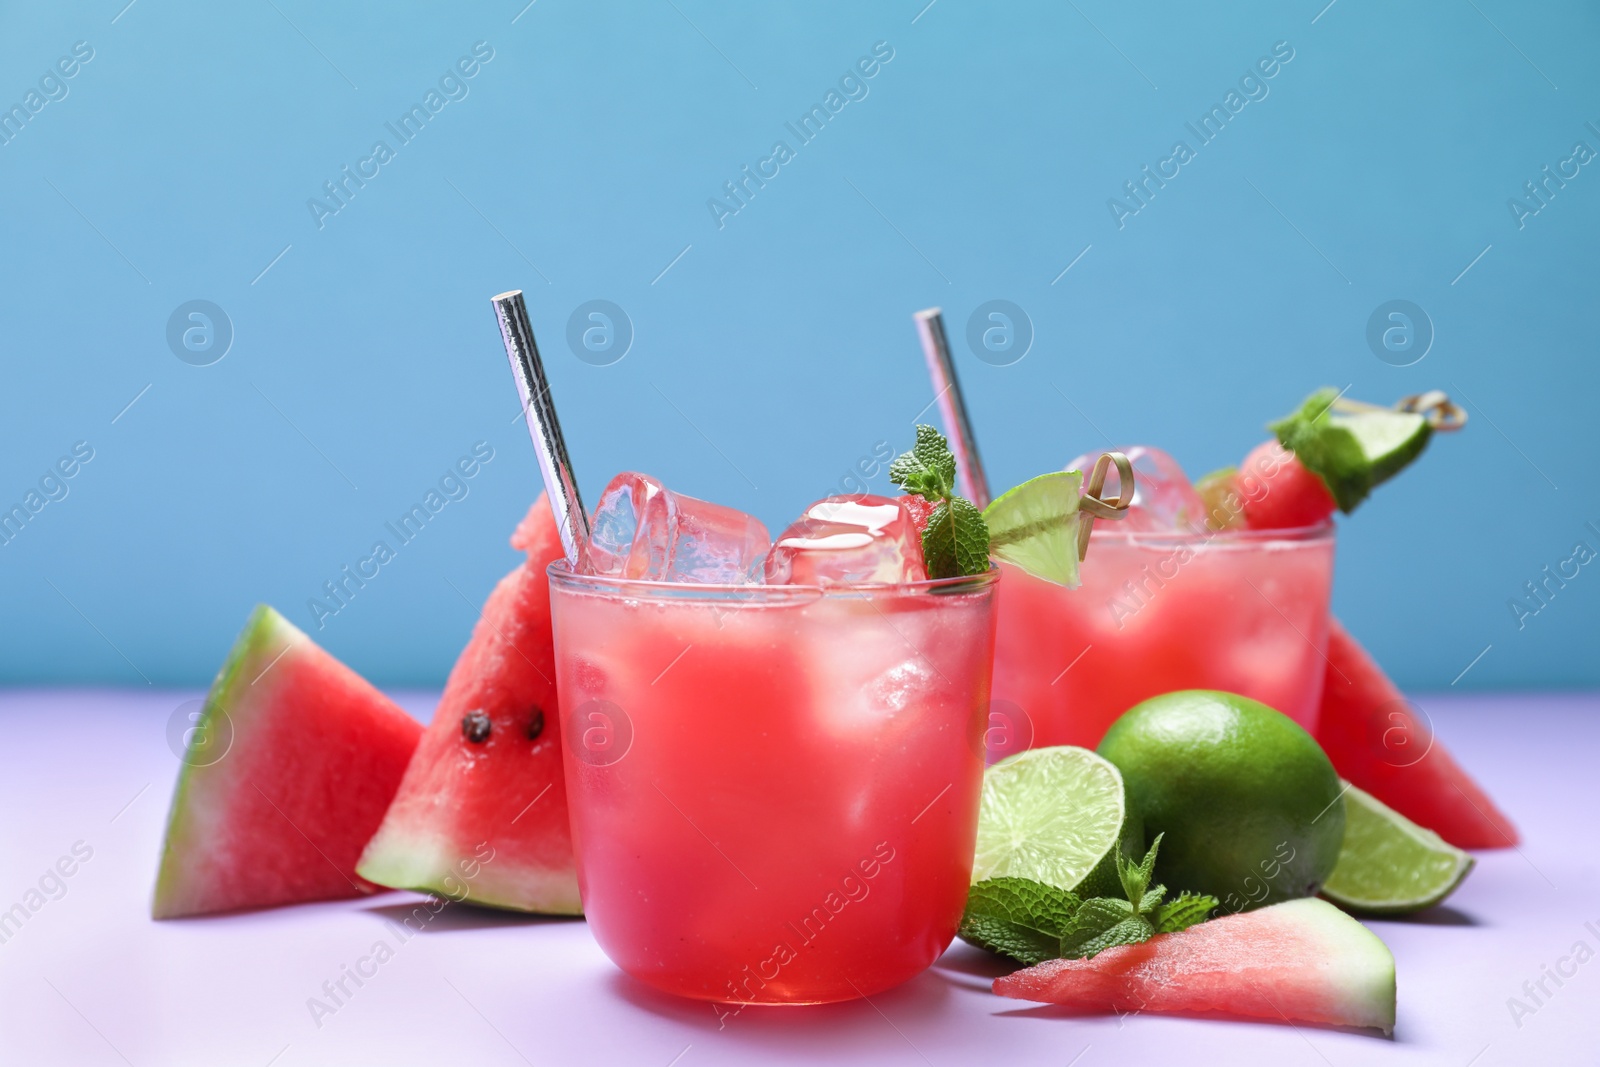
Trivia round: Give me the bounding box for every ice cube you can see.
[587,472,770,583]
[1066,445,1207,533]
[764,495,926,585]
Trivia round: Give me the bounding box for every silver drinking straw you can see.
[914,308,992,510]
[493,290,592,571]
[910,307,1132,562]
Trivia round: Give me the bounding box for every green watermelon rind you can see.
[152,604,299,918]
[356,835,582,915]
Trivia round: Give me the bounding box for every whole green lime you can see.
[1097,690,1344,913]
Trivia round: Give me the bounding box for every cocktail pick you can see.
[909,307,1131,562]
[492,289,592,571]
[914,308,992,509]
[1076,452,1135,561]
[1398,390,1467,431]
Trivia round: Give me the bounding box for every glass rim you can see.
[547,560,1000,602]
[1087,518,1335,547]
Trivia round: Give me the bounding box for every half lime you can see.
[973,746,1136,897]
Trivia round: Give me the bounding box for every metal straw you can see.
[492,290,591,571]
[914,308,992,509]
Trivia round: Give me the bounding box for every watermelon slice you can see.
[356,496,580,913]
[994,897,1396,1033]
[1316,620,1518,850]
[153,606,423,919]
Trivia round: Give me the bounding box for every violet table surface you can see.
[2,689,1596,1067]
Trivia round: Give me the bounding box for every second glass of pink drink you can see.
[551,477,999,1003]
[906,308,1335,756]
[993,446,1335,751]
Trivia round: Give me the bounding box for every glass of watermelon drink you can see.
[904,311,1337,753]
[549,477,1000,1004]
[994,521,1335,750]
[990,445,1335,750]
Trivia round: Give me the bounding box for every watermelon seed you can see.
[462,711,492,743]
[527,708,545,740]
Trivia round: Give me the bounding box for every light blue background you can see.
[1,0,1595,689]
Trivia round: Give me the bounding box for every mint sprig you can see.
[890,425,990,579]
[959,878,1083,966]
[889,424,958,501]
[959,835,1219,964]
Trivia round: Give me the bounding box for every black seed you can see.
[462,711,492,743]
[527,708,545,740]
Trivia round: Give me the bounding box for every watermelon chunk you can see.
[1238,441,1338,530]
[153,606,423,919]
[994,898,1396,1033]
[357,496,580,913]
[1316,620,1518,850]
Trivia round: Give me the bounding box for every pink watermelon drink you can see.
[550,474,998,1003]
[992,446,1335,750]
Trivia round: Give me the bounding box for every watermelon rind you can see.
[356,830,580,915]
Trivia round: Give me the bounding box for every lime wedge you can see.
[982,471,1083,587]
[1340,408,1431,483]
[1270,388,1432,512]
[973,746,1136,897]
[1322,782,1474,915]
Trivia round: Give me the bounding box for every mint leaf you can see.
[1270,389,1369,511]
[889,424,957,502]
[1155,892,1218,934]
[922,496,991,579]
[959,878,1082,965]
[961,845,1218,965]
[892,426,991,580]
[1117,832,1163,906]
[1058,897,1154,960]
[1268,386,1340,440]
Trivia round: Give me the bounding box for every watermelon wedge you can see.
[1316,620,1518,850]
[994,897,1396,1033]
[357,496,580,913]
[153,606,423,919]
